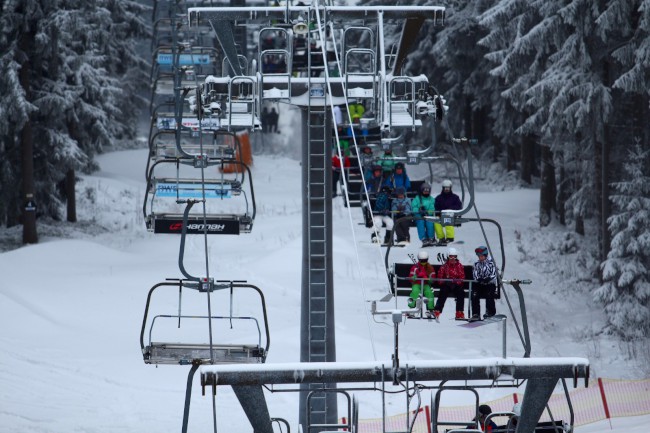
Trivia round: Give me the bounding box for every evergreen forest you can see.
[1,0,648,341]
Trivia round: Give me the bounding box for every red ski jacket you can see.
[409,262,436,285]
[438,260,465,285]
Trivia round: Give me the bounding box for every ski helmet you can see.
[448,247,458,256]
[475,246,488,256]
[395,162,405,170]
[420,183,431,194]
[394,187,406,197]
[417,250,429,261]
[371,165,382,173]
[442,179,452,188]
[479,405,492,416]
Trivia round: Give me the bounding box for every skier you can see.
[370,185,394,245]
[378,148,396,174]
[432,247,466,320]
[363,164,386,194]
[332,150,351,198]
[391,187,411,245]
[362,165,387,227]
[434,179,462,243]
[471,245,498,320]
[359,146,375,179]
[385,162,411,192]
[411,183,436,247]
[268,107,280,133]
[408,250,436,315]
[348,101,365,123]
[470,405,498,433]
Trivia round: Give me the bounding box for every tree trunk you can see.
[520,134,535,184]
[539,144,555,227]
[472,105,488,144]
[601,124,611,262]
[19,30,37,244]
[575,214,584,236]
[66,169,77,222]
[506,139,517,172]
[557,160,568,226]
[463,96,472,138]
[640,94,650,149]
[66,120,80,223]
[492,135,501,164]
[598,59,612,262]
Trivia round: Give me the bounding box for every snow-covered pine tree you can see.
[602,0,650,97]
[0,0,148,233]
[595,143,650,340]
[418,0,497,146]
[479,0,548,185]
[0,7,36,228]
[520,1,607,233]
[38,0,149,221]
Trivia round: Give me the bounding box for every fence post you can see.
[597,378,611,420]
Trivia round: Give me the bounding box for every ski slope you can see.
[0,147,645,433]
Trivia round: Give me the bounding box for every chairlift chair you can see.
[140,279,270,365]
[143,153,256,235]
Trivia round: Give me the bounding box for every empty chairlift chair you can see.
[140,279,270,365]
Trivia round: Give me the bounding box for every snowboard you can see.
[457,314,507,328]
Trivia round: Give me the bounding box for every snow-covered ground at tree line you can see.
[0,136,647,432]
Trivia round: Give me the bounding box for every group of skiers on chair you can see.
[408,245,498,321]
[362,161,462,247]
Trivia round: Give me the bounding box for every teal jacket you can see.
[411,194,435,217]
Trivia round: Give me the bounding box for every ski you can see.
[362,242,407,248]
[421,240,465,248]
[405,312,439,323]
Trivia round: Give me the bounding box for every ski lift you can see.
[143,130,256,235]
[140,279,270,365]
[143,158,256,235]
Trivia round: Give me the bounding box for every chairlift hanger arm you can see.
[391,16,425,76]
[140,280,184,354]
[231,283,270,356]
[178,200,201,282]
